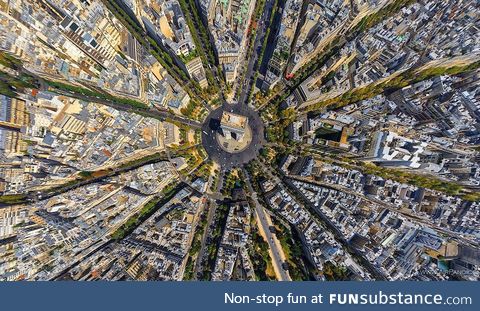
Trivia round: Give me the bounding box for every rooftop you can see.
[220,111,248,130]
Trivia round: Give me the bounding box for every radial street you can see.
[244,170,291,281]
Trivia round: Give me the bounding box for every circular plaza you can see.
[201,102,265,170]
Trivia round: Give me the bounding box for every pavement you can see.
[237,0,277,106]
[201,103,265,170]
[244,170,291,281]
[44,83,203,129]
[216,125,252,153]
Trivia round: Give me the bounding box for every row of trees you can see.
[359,162,479,201]
[291,0,417,89]
[261,0,419,126]
[46,79,149,110]
[111,181,179,240]
[198,204,230,280]
[308,148,480,202]
[302,60,480,113]
[0,51,23,70]
[180,100,208,121]
[247,0,281,104]
[273,218,311,280]
[102,0,203,98]
[248,216,277,280]
[350,0,417,37]
[0,69,38,98]
[246,159,312,280]
[183,203,210,280]
[177,0,221,97]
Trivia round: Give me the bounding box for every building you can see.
[185,56,209,89]
[0,96,29,157]
[198,0,256,84]
[262,0,302,90]
[140,0,209,88]
[220,111,248,141]
[0,206,29,238]
[363,131,426,169]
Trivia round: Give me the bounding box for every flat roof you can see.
[220,111,248,130]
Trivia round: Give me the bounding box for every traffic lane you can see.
[201,103,265,170]
[238,0,275,105]
[52,88,203,128]
[252,193,291,281]
[243,171,290,280]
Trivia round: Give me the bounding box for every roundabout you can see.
[201,102,265,170]
[216,123,252,153]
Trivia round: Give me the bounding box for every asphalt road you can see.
[194,198,217,278]
[201,103,265,170]
[38,78,203,129]
[257,160,388,280]
[237,0,277,106]
[69,90,202,129]
[0,152,170,207]
[244,170,291,281]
